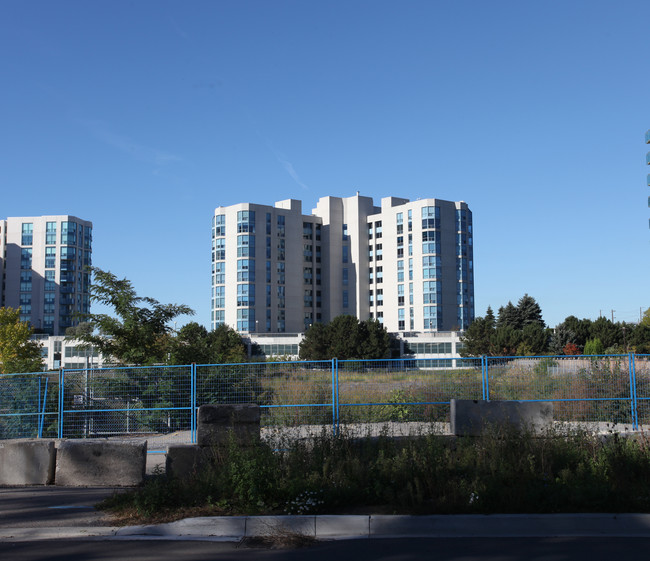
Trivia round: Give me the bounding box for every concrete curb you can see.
[3,514,650,541]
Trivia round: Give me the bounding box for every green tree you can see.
[298,322,330,360]
[517,323,549,356]
[497,302,520,330]
[517,294,545,328]
[459,314,495,357]
[589,317,622,351]
[0,307,44,374]
[299,316,394,360]
[78,267,194,365]
[549,323,577,355]
[584,338,604,355]
[561,316,592,350]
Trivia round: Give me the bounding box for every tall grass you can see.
[99,426,650,522]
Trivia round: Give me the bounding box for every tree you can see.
[561,316,592,350]
[589,317,622,351]
[584,338,604,356]
[78,267,194,365]
[517,294,545,329]
[459,314,495,357]
[298,322,330,360]
[299,316,394,360]
[549,323,577,355]
[0,307,44,374]
[497,302,520,330]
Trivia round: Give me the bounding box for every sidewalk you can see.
[2,487,650,541]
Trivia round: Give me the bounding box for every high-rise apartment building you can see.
[212,195,473,334]
[0,216,92,335]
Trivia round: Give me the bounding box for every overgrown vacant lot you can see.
[99,426,650,524]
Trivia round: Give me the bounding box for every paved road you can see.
[3,537,650,561]
[0,487,120,528]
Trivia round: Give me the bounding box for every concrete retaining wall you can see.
[450,399,553,436]
[55,440,147,486]
[0,440,56,485]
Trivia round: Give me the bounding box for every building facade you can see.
[0,215,92,335]
[212,194,473,335]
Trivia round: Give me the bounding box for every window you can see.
[342,246,349,263]
[214,261,225,284]
[376,288,383,306]
[342,268,348,285]
[236,308,255,331]
[214,238,225,260]
[276,262,285,284]
[376,266,383,283]
[266,213,272,235]
[277,238,285,261]
[423,281,440,304]
[214,214,226,236]
[45,270,56,291]
[237,235,255,257]
[303,222,313,239]
[21,248,32,269]
[237,210,256,233]
[304,244,313,261]
[342,290,349,308]
[277,215,285,237]
[237,259,255,282]
[277,286,285,308]
[342,223,348,241]
[20,271,32,292]
[398,284,405,306]
[46,221,57,245]
[304,267,313,283]
[266,285,272,307]
[61,221,77,245]
[398,308,405,331]
[422,206,440,230]
[237,284,255,306]
[424,306,440,330]
[304,289,313,307]
[214,286,225,308]
[423,256,440,279]
[21,223,33,246]
[375,243,382,261]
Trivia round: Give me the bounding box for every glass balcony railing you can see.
[646,129,650,144]
[647,152,650,165]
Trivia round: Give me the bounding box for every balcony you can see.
[646,129,650,144]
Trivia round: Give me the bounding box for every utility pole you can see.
[611,310,615,323]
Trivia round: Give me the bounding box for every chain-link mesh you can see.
[635,354,650,426]
[486,355,635,425]
[337,358,483,426]
[3,354,650,442]
[61,365,192,439]
[0,372,59,439]
[196,360,334,428]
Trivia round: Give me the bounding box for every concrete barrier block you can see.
[166,445,219,478]
[0,439,56,485]
[450,399,553,436]
[197,404,261,447]
[55,440,147,486]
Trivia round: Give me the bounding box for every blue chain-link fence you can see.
[2,354,650,443]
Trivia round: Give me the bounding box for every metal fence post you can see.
[629,353,639,430]
[58,368,64,438]
[330,358,338,436]
[191,363,197,444]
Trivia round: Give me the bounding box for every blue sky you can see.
[1,0,648,329]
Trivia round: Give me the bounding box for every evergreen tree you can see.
[497,302,520,330]
[517,294,545,328]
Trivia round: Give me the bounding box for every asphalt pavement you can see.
[2,486,650,542]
